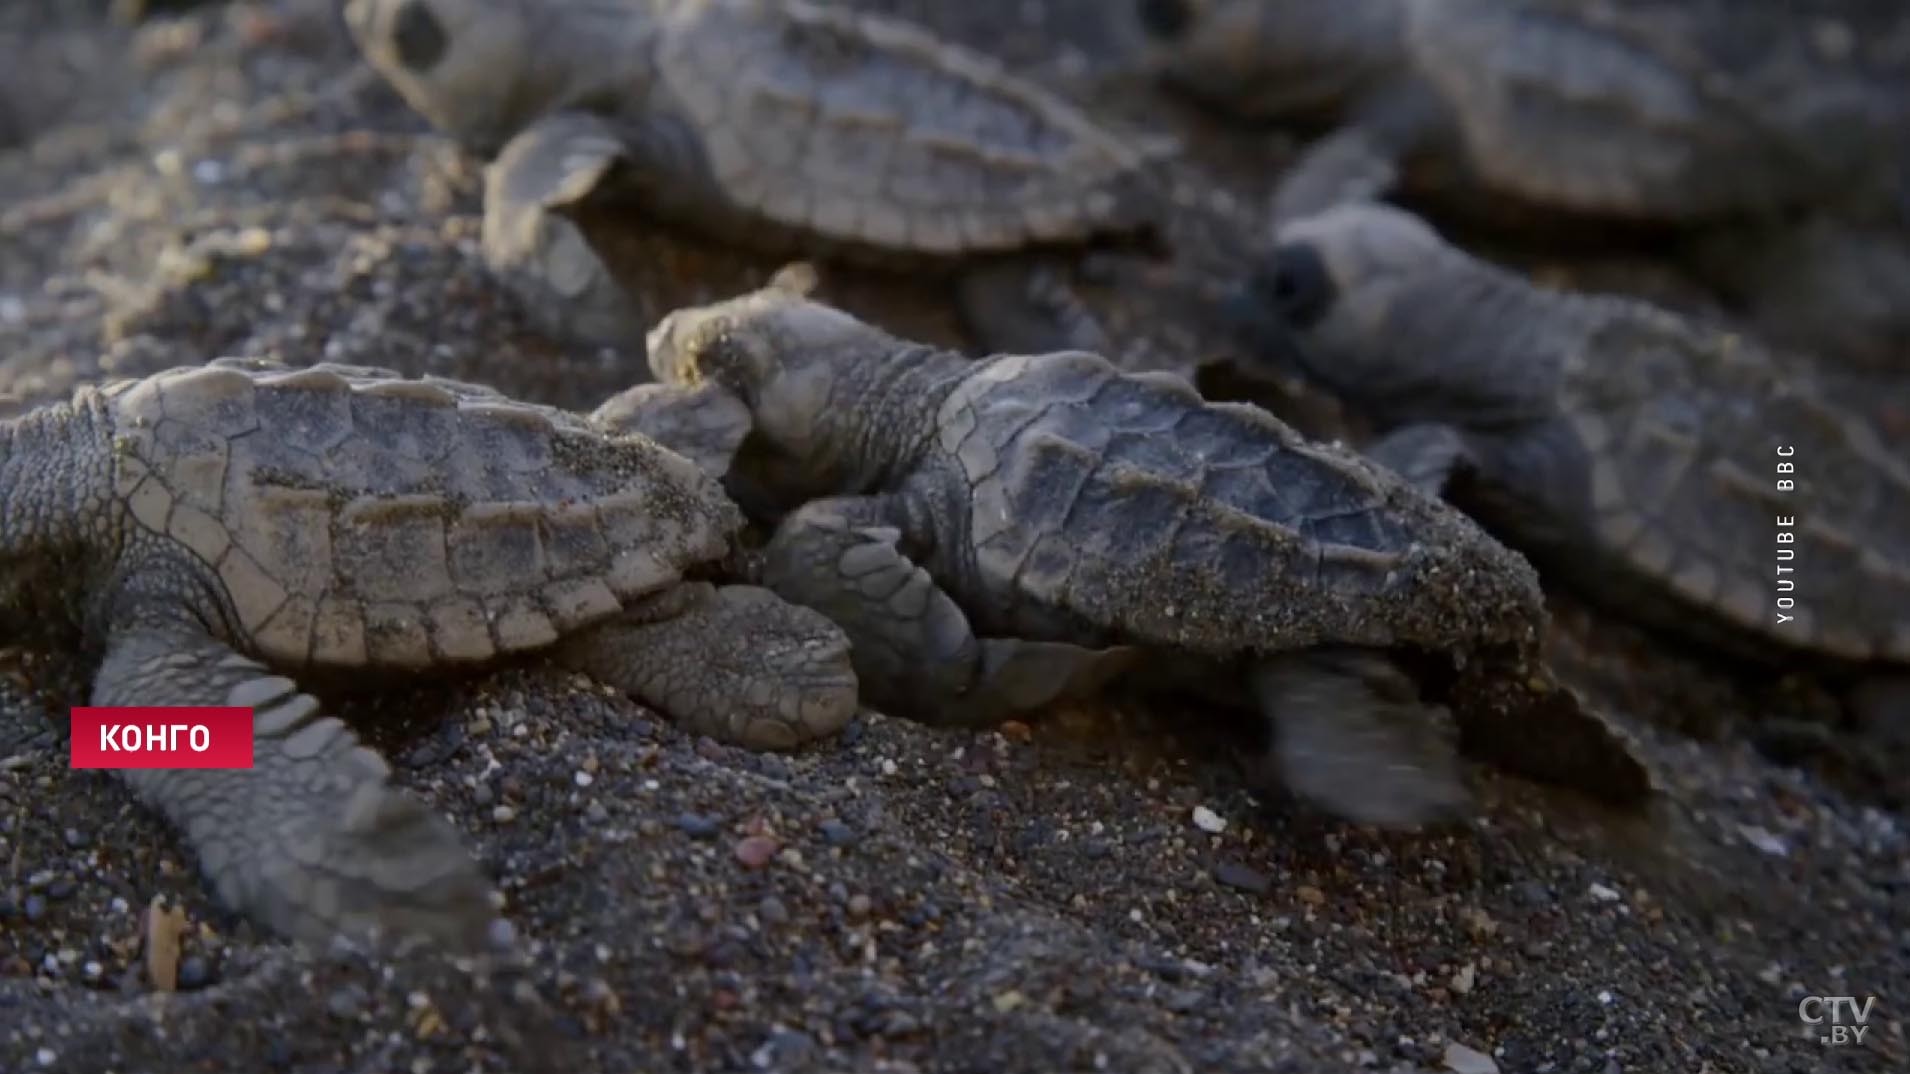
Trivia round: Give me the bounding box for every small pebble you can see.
[24,895,46,922]
[846,894,872,919]
[1588,883,1621,903]
[759,897,791,926]
[1442,1041,1499,1074]
[1213,861,1272,895]
[1451,963,1476,995]
[328,984,369,1020]
[677,813,721,839]
[492,805,517,824]
[734,836,779,868]
[817,819,857,847]
[1191,806,1226,834]
[1295,885,1326,907]
[62,827,89,849]
[585,801,609,824]
[1737,824,1789,857]
[751,1029,817,1068]
[176,955,211,991]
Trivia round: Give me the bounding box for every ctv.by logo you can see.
[1798,995,1877,1047]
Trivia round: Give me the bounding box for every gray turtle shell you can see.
[654,0,1158,253]
[935,351,1545,659]
[1557,310,1910,662]
[1405,0,1907,218]
[101,359,738,673]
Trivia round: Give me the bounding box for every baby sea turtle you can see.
[1226,202,1910,672]
[0,358,857,949]
[1136,0,1910,371]
[1138,0,1908,224]
[603,268,1657,826]
[344,0,1165,354]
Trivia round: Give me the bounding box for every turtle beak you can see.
[1218,284,1313,386]
[644,311,691,385]
[1136,0,1203,42]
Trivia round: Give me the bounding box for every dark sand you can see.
[2,3,1904,1072]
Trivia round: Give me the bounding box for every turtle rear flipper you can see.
[1248,649,1470,828]
[94,606,506,952]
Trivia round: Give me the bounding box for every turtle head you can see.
[345,0,645,155]
[1226,203,1469,413]
[1137,0,1406,120]
[645,267,892,496]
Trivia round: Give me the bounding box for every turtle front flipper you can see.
[1273,124,1405,225]
[1447,667,1659,810]
[1247,648,1470,828]
[761,496,1136,727]
[483,111,652,350]
[93,614,505,951]
[551,582,859,750]
[1272,87,1443,224]
[1363,422,1479,498]
[956,260,1116,357]
[590,381,754,479]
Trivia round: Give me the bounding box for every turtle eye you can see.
[679,322,746,384]
[1136,0,1197,41]
[1254,244,1336,329]
[392,0,449,72]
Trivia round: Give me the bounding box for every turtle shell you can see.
[1403,0,1895,219]
[933,350,1545,659]
[654,0,1159,254]
[102,359,739,672]
[1557,308,1910,662]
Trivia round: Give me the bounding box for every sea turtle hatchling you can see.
[344,0,1165,356]
[1136,0,1909,225]
[0,357,857,949]
[1224,202,1910,674]
[605,269,1657,826]
[1134,0,1910,371]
